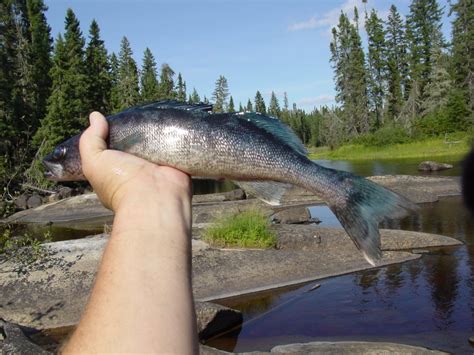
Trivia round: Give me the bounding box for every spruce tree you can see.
[203,95,209,104]
[450,0,474,113]
[109,52,121,112]
[158,63,175,100]
[34,8,88,149]
[140,47,159,103]
[283,92,289,111]
[189,88,200,104]
[85,19,110,113]
[212,75,229,113]
[176,73,186,102]
[246,99,253,112]
[254,90,266,114]
[268,91,281,117]
[238,102,244,112]
[365,9,386,128]
[228,96,235,112]
[117,36,139,110]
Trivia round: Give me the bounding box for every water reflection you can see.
[207,196,474,353]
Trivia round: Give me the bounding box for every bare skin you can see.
[62,112,198,354]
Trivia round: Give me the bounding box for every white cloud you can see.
[297,95,335,107]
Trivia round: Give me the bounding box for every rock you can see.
[418,161,454,171]
[46,193,61,203]
[195,302,243,340]
[271,207,312,224]
[270,341,449,354]
[1,321,51,355]
[27,194,43,209]
[14,194,28,210]
[224,189,246,201]
[58,186,72,199]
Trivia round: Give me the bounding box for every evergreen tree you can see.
[254,90,266,114]
[406,0,444,98]
[212,75,229,113]
[330,9,370,135]
[85,19,110,113]
[246,99,253,112]
[203,95,209,104]
[175,72,186,102]
[238,102,244,112]
[365,9,386,128]
[450,0,474,113]
[228,96,235,112]
[34,8,88,149]
[158,63,175,99]
[109,52,121,112]
[385,5,408,119]
[116,36,139,110]
[268,91,280,117]
[189,87,200,104]
[140,47,159,103]
[283,92,289,111]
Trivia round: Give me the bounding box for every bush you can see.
[203,209,276,249]
[352,125,413,147]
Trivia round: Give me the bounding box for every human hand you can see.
[79,111,192,212]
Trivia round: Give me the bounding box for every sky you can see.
[44,0,452,111]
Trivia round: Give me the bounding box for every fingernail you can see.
[89,112,101,126]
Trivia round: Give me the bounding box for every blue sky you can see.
[44,0,452,111]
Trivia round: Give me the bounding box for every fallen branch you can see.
[21,183,56,195]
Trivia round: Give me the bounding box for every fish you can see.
[43,100,417,265]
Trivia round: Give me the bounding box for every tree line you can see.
[0,0,473,200]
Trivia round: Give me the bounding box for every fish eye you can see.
[52,146,67,160]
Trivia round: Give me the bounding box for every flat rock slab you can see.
[0,226,461,330]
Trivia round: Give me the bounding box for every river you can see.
[204,156,474,354]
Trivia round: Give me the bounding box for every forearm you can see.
[63,187,198,354]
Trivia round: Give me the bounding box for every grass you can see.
[308,135,472,161]
[203,209,276,249]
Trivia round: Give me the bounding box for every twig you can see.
[21,183,55,195]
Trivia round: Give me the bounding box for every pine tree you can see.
[85,19,110,113]
[158,63,175,100]
[140,47,159,103]
[228,96,235,112]
[246,99,253,112]
[203,95,209,104]
[385,5,409,119]
[365,9,386,128]
[254,90,266,114]
[109,52,121,112]
[189,88,200,104]
[34,8,88,148]
[175,73,186,102]
[406,0,444,98]
[268,91,280,117]
[283,92,289,111]
[450,0,474,113]
[116,36,139,110]
[238,102,244,112]
[212,75,229,113]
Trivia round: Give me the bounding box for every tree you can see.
[212,75,229,113]
[175,72,186,102]
[228,96,235,112]
[385,5,408,119]
[85,19,110,113]
[406,0,444,98]
[188,87,200,104]
[203,95,209,104]
[238,102,244,112]
[109,52,121,112]
[268,91,280,117]
[330,9,370,135]
[116,36,139,110]
[246,99,253,112]
[254,90,266,114]
[450,0,474,113]
[365,9,386,128]
[283,92,289,111]
[140,47,159,103]
[158,63,175,100]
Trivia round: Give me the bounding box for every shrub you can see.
[352,125,412,147]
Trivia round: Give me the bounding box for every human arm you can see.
[62,112,198,353]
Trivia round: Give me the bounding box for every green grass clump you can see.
[203,209,276,249]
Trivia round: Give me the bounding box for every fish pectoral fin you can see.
[233,180,293,206]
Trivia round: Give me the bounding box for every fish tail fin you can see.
[304,165,418,265]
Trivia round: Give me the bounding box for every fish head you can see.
[43,134,86,181]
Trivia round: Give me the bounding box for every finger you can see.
[80,111,109,160]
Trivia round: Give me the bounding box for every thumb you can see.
[80,111,109,160]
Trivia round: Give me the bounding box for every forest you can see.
[0,0,473,207]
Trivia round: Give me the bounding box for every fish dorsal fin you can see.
[235,113,307,156]
[121,100,213,113]
[233,180,293,206]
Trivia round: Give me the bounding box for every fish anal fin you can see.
[233,180,293,206]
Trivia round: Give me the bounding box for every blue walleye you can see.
[43,101,417,265]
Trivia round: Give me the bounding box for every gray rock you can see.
[14,194,28,210]
[195,302,243,340]
[58,186,72,199]
[271,207,312,224]
[224,189,246,201]
[27,194,43,209]
[46,193,61,204]
[1,322,51,355]
[418,161,454,171]
[270,341,448,354]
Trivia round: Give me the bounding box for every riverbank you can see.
[308,135,471,161]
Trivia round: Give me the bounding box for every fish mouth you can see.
[43,160,61,181]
